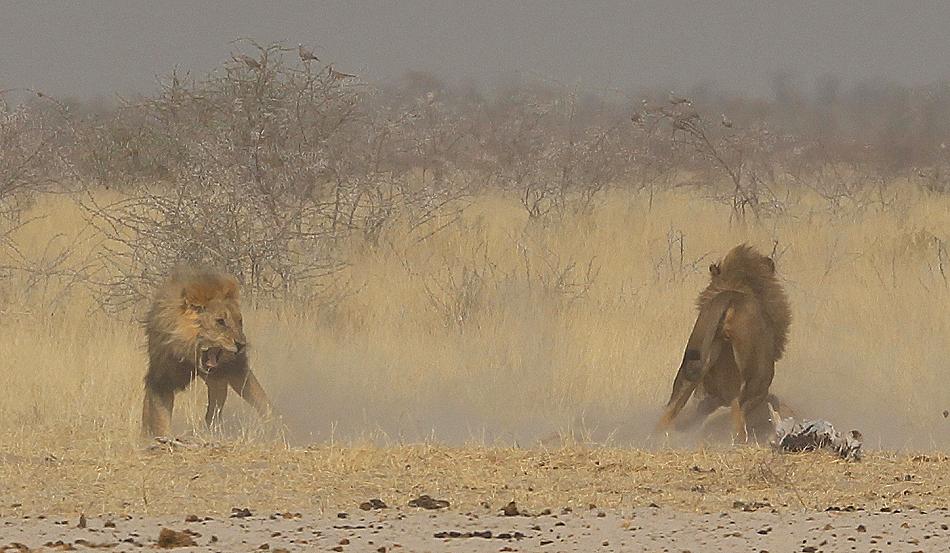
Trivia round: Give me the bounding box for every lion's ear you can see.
[709,263,720,276]
[222,276,240,300]
[181,289,206,313]
[764,257,775,273]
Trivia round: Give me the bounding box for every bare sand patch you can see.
[2,505,949,552]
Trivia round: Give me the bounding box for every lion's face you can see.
[189,297,246,369]
[172,272,247,370]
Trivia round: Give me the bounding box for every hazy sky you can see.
[4,1,950,100]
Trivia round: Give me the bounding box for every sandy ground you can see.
[2,507,950,552]
[1,444,949,551]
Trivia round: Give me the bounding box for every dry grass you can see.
[1,445,947,517]
[1,182,949,515]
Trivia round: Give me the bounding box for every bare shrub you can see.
[422,241,494,332]
[650,227,710,284]
[0,94,86,315]
[478,86,637,218]
[913,142,950,194]
[790,163,901,214]
[515,236,599,306]
[0,95,65,249]
[78,41,470,311]
[634,95,789,221]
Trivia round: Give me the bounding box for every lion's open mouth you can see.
[201,347,223,369]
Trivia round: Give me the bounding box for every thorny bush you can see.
[79,42,469,311]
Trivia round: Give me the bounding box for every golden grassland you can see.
[1,182,949,515]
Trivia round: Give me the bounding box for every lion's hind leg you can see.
[735,360,775,443]
[659,291,742,433]
[673,392,724,432]
[744,393,788,442]
[731,326,775,443]
[657,338,725,432]
[728,397,748,444]
[657,369,697,431]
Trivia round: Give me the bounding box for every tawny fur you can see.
[141,267,272,438]
[695,244,791,360]
[657,244,792,442]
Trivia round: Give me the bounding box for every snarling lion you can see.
[656,244,792,442]
[141,268,273,437]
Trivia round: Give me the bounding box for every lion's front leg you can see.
[142,385,175,438]
[204,376,229,428]
[227,370,273,419]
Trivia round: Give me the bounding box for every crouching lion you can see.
[141,268,273,437]
[656,244,792,442]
